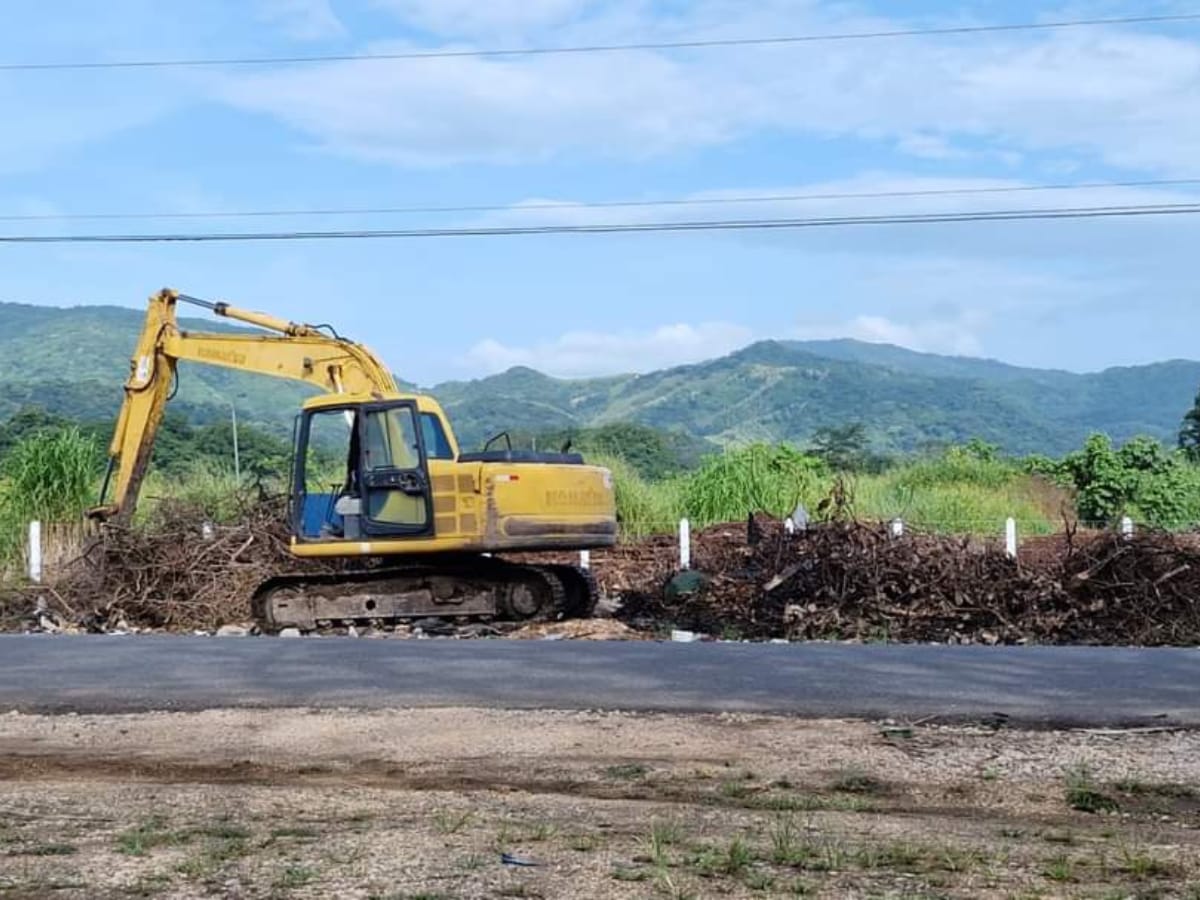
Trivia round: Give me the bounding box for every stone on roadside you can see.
[216,624,250,637]
[278,627,303,638]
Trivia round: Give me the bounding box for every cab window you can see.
[364,406,421,470]
[421,412,454,460]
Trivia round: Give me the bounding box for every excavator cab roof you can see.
[299,391,433,411]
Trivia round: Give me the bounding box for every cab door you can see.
[358,401,434,537]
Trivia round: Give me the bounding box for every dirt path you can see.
[0,709,1197,898]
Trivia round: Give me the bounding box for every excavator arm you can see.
[93,288,400,524]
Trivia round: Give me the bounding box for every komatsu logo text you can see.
[545,488,606,508]
[196,347,248,366]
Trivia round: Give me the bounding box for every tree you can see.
[810,423,868,472]
[1179,388,1200,462]
[1059,433,1192,527]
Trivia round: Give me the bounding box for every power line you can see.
[3,12,1198,72]
[5,178,1200,223]
[2,202,1199,243]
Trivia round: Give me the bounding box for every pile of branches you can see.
[615,519,1200,645]
[43,496,333,632]
[1061,530,1200,645]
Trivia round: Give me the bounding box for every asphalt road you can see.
[0,635,1196,727]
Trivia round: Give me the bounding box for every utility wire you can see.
[2,12,1198,71]
[5,178,1200,223]
[3,202,1199,243]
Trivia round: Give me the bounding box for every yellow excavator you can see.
[91,288,617,631]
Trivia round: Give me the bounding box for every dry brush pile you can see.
[18,497,341,632]
[6,498,1200,644]
[611,518,1200,645]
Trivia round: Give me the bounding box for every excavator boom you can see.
[95,288,401,523]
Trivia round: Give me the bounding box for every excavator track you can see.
[250,557,595,633]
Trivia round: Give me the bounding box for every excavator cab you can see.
[293,398,436,541]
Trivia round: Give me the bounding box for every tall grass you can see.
[589,453,683,539]
[595,444,1064,539]
[0,428,99,565]
[679,443,828,523]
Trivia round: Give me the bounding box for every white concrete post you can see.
[579,549,590,570]
[1120,516,1134,541]
[890,518,904,538]
[784,518,795,535]
[679,518,691,570]
[1004,517,1017,559]
[28,521,42,583]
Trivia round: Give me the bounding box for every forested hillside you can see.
[3,302,1199,456]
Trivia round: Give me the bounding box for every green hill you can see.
[0,303,319,438]
[2,302,1198,456]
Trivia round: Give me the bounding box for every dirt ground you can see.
[0,709,1197,899]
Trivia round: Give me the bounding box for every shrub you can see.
[680,444,827,525]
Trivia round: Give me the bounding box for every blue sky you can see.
[2,0,1199,384]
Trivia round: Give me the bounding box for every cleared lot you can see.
[0,709,1197,898]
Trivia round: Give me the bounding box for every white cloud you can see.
[462,322,754,377]
[215,3,1200,171]
[257,0,346,40]
[217,46,746,165]
[795,309,989,357]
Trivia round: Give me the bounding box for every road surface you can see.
[1,635,1196,726]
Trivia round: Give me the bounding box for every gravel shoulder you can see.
[1,708,1198,898]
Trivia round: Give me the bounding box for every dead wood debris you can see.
[609,520,1200,645]
[6,499,1200,644]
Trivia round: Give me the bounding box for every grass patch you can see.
[567,834,601,852]
[830,768,887,795]
[1042,853,1076,882]
[432,809,475,835]
[744,791,874,813]
[856,841,924,871]
[611,865,651,882]
[718,780,755,801]
[646,821,684,866]
[1116,846,1177,879]
[688,836,755,878]
[652,870,697,900]
[1064,766,1119,814]
[743,869,775,891]
[115,816,183,856]
[172,825,251,880]
[525,822,556,842]
[455,854,488,871]
[274,866,317,889]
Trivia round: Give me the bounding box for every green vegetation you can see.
[1064,766,1120,814]
[593,440,1066,539]
[0,425,98,562]
[1028,433,1200,527]
[6,357,1200,569]
[515,422,716,479]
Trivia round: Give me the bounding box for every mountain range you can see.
[2,301,1197,457]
